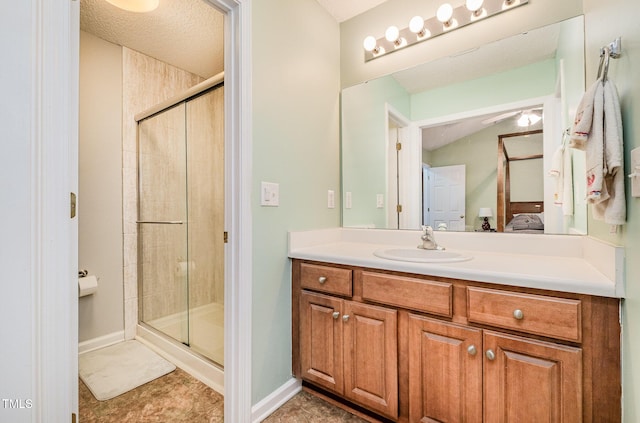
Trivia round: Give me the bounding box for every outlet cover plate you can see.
[261,182,279,206]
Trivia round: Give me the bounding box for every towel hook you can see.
[598,37,622,83]
[597,46,611,82]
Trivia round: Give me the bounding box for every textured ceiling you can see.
[80,0,224,78]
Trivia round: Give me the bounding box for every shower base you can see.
[136,302,224,394]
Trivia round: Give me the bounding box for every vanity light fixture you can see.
[467,0,487,20]
[409,16,431,39]
[362,0,528,62]
[502,0,522,10]
[436,3,456,29]
[385,25,407,49]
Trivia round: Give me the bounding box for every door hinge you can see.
[396,142,402,151]
[224,231,228,243]
[72,413,77,423]
[70,192,77,219]
[397,204,403,213]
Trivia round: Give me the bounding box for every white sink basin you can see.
[373,247,472,263]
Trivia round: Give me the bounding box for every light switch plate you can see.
[328,190,335,209]
[631,147,640,198]
[261,182,279,206]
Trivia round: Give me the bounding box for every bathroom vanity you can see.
[289,229,623,422]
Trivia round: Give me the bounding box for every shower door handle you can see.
[136,220,184,224]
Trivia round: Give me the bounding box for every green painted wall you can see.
[428,120,543,230]
[411,60,556,121]
[342,76,410,228]
[583,0,640,419]
[251,0,341,405]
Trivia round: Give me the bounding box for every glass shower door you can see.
[138,103,190,345]
[186,87,225,365]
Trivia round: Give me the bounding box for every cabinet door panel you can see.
[343,302,398,419]
[408,314,482,423]
[300,291,344,394]
[484,331,582,423]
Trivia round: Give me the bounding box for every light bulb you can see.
[528,113,542,125]
[104,0,159,12]
[363,36,377,52]
[466,0,484,12]
[436,3,454,23]
[517,113,530,127]
[409,16,425,34]
[385,26,400,43]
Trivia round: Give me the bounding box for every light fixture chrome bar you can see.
[364,0,529,62]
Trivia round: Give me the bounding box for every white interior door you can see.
[428,165,466,231]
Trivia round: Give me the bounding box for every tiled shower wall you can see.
[136,86,225,325]
[122,48,204,340]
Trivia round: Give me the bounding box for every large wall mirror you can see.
[341,15,587,235]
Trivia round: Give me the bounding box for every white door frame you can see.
[35,0,253,421]
[210,1,253,421]
[385,103,421,230]
[30,1,80,420]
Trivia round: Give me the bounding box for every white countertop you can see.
[288,228,625,298]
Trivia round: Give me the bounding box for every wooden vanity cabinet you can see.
[407,314,483,423]
[299,289,399,419]
[408,313,582,422]
[292,259,621,423]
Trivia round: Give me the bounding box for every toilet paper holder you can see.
[78,269,89,278]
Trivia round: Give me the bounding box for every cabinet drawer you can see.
[467,287,581,342]
[300,263,352,297]
[362,272,452,317]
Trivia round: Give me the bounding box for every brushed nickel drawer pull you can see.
[318,276,327,284]
[467,345,477,356]
[513,309,524,320]
[486,349,496,361]
[332,311,340,319]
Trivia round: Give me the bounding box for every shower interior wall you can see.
[78,29,217,344]
[123,47,210,340]
[138,85,225,365]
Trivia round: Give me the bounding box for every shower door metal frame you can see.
[136,80,225,363]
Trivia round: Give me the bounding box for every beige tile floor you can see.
[79,368,369,422]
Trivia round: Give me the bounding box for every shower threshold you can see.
[136,312,224,394]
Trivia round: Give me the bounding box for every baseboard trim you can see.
[78,330,125,354]
[136,324,224,395]
[251,377,302,422]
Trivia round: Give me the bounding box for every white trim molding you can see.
[251,378,302,423]
[78,331,125,355]
[33,0,80,421]
[136,326,225,394]
[206,0,254,421]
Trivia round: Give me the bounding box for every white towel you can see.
[548,136,574,216]
[592,79,625,225]
[561,141,574,217]
[570,78,625,225]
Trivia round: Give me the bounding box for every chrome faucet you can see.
[419,225,444,250]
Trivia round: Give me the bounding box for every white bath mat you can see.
[79,340,176,401]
